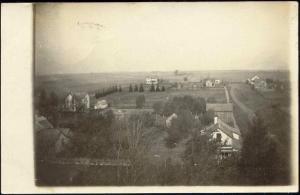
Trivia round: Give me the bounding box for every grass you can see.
[99,88,226,109]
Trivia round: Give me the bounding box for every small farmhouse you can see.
[65,93,76,112]
[94,99,108,110]
[247,75,268,89]
[35,114,54,132]
[145,77,159,85]
[81,94,90,110]
[205,116,242,158]
[214,79,221,85]
[253,78,267,89]
[205,79,215,87]
[64,92,90,112]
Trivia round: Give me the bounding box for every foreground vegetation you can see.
[35,87,290,185]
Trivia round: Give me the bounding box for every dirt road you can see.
[224,86,230,103]
[229,84,256,123]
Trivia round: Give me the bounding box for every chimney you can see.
[214,116,218,124]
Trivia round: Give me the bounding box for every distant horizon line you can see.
[36,69,290,76]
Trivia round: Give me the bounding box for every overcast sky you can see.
[35,2,295,75]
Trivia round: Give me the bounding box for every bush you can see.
[202,109,214,126]
[136,95,146,109]
[153,101,164,115]
[134,84,139,92]
[139,84,144,92]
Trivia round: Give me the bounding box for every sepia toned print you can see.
[33,2,296,187]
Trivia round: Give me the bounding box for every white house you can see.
[94,99,108,110]
[166,113,178,128]
[251,75,260,81]
[64,93,76,112]
[146,77,158,85]
[81,94,90,110]
[205,116,242,158]
[205,79,215,87]
[215,79,222,85]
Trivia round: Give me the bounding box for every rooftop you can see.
[206,103,233,112]
[206,118,242,150]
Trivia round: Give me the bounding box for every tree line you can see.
[129,83,166,92]
[95,85,122,99]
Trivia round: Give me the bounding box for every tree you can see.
[49,91,59,108]
[153,101,163,115]
[201,109,214,126]
[183,133,219,185]
[156,85,160,92]
[139,84,144,92]
[38,89,49,116]
[48,91,59,126]
[129,84,133,92]
[150,84,155,92]
[134,84,139,92]
[239,116,283,185]
[136,95,146,109]
[165,109,194,148]
[161,86,165,91]
[118,85,122,92]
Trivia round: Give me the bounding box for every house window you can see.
[216,133,221,142]
[233,133,239,140]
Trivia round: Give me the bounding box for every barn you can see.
[206,103,234,125]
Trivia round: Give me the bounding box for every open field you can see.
[99,88,226,109]
[35,70,289,99]
[230,83,290,113]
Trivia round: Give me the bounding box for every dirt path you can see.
[224,86,230,103]
[229,84,256,123]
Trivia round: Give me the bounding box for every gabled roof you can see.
[206,103,233,112]
[35,115,53,132]
[251,75,260,81]
[205,118,242,150]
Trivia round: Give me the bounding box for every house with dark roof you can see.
[247,75,267,89]
[35,114,54,132]
[205,116,242,159]
[206,103,234,125]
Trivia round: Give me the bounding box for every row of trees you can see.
[95,85,122,99]
[129,84,144,92]
[149,84,166,92]
[129,84,166,92]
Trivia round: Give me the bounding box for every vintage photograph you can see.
[33,2,296,186]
